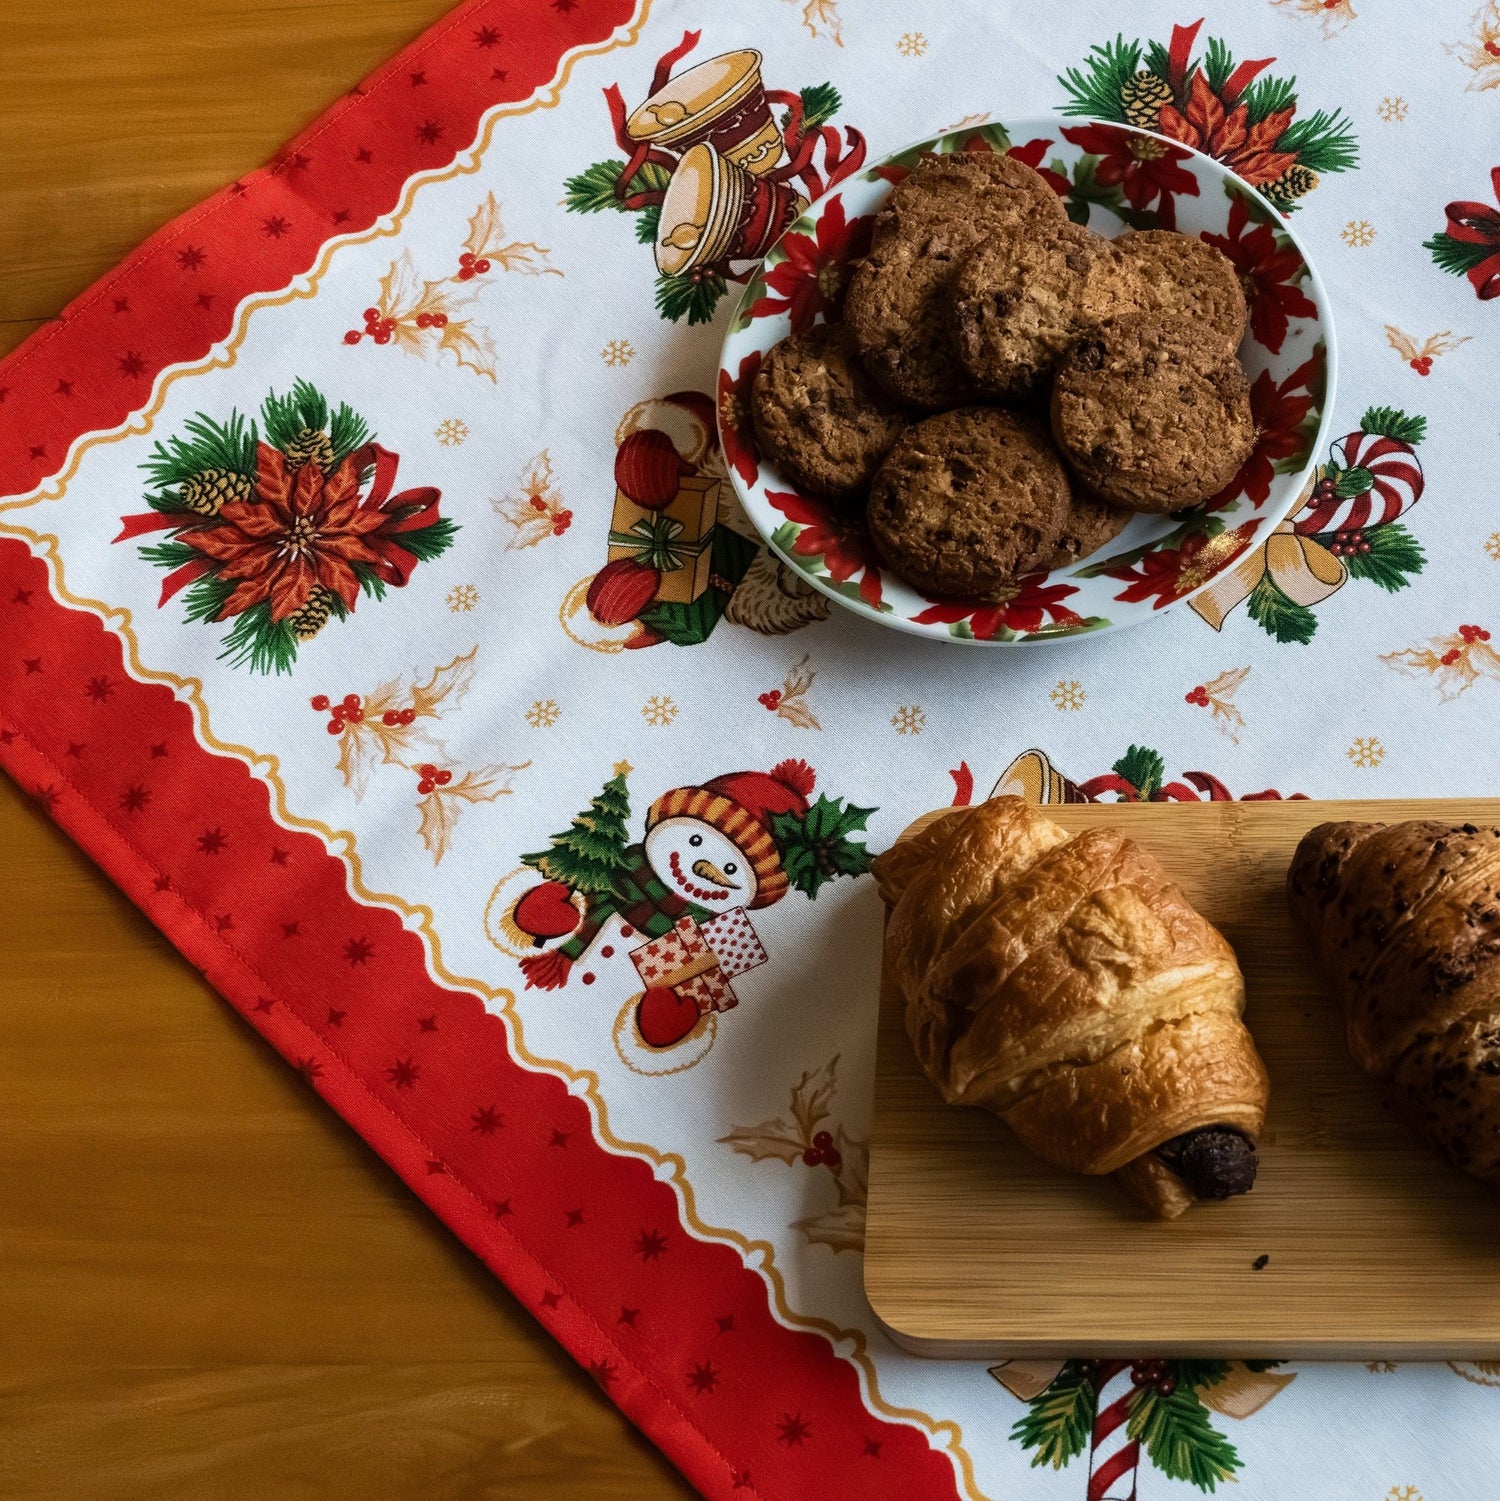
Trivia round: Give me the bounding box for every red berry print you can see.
[343,330,363,345]
[552,510,572,536]
[399,707,415,725]
[1411,356,1433,376]
[311,694,330,711]
[374,330,392,345]
[459,253,474,268]
[530,496,549,512]
[432,313,448,328]
[457,267,475,282]
[801,1148,822,1167]
[435,769,453,786]
[812,1130,833,1149]
[326,720,344,735]
[1185,685,1210,707]
[417,779,435,794]
[475,258,492,274]
[581,972,596,985]
[758,690,782,710]
[363,307,380,321]
[1460,624,1490,643]
[417,762,437,778]
[1441,648,1462,665]
[382,710,400,726]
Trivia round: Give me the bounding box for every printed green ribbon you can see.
[608,512,713,573]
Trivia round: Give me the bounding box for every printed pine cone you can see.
[282,427,336,472]
[179,467,252,516]
[1120,70,1174,128]
[287,585,337,640]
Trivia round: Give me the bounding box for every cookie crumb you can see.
[1251,1253,1270,1271]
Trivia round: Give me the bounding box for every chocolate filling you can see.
[1154,1125,1258,1200]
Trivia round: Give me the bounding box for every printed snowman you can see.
[507,759,872,1053]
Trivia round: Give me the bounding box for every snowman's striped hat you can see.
[646,759,816,909]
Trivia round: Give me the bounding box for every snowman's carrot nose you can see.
[692,857,739,890]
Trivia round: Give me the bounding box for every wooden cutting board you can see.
[864,797,1500,1359]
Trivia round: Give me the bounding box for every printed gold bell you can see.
[655,143,805,276]
[626,49,786,177]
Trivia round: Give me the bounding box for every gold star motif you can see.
[613,759,633,777]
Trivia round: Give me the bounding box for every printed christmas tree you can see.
[521,770,632,897]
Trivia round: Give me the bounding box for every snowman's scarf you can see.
[521,843,709,990]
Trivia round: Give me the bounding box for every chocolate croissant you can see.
[872,797,1269,1217]
[1288,818,1500,1185]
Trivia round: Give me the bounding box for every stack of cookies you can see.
[750,151,1257,600]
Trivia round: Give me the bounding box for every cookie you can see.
[951,222,1138,399]
[1046,485,1133,569]
[867,407,1071,597]
[845,153,1067,409]
[1050,313,1256,513]
[1112,230,1248,354]
[750,322,912,501]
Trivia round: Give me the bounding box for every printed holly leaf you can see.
[335,723,389,803]
[410,646,478,720]
[1201,666,1249,743]
[463,191,561,276]
[439,318,499,381]
[792,1201,864,1252]
[1383,634,1500,702]
[1112,744,1165,801]
[377,250,425,323]
[777,697,821,730]
[416,761,528,864]
[718,1114,806,1165]
[774,796,874,896]
[789,1056,839,1143]
[831,1125,867,1208]
[494,450,569,549]
[775,652,822,729]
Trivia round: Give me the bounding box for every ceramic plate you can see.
[716,116,1337,645]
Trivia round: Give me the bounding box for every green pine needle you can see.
[1203,36,1233,94]
[389,516,460,563]
[635,204,662,245]
[1425,231,1493,277]
[1359,406,1427,445]
[328,401,372,465]
[1277,107,1359,174]
[1009,1365,1096,1470]
[1056,35,1141,122]
[1248,575,1319,644]
[797,82,841,130]
[1318,521,1426,593]
[146,491,195,515]
[1240,74,1296,124]
[1171,1360,1233,1392]
[137,540,200,569]
[1128,1382,1242,1491]
[351,562,387,601]
[218,600,300,675]
[563,158,672,215]
[654,271,728,326]
[180,573,236,626]
[142,410,256,490]
[1142,38,1172,80]
[1113,744,1165,800]
[262,379,331,450]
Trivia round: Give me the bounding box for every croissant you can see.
[872,797,1269,1218]
[1288,818,1500,1185]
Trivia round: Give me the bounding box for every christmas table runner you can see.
[3,1,1499,1496]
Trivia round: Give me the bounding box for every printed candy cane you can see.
[1087,1361,1140,1501]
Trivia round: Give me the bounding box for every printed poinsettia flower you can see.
[1200,192,1317,353]
[1061,122,1199,228]
[1212,350,1322,509]
[767,488,883,607]
[718,350,763,486]
[746,196,872,334]
[175,444,387,622]
[911,575,1084,639]
[1158,72,1297,188]
[1109,522,1258,608]
[998,137,1072,197]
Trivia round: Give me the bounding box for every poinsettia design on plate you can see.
[1212,343,1326,510]
[766,488,886,611]
[742,195,873,334]
[1424,166,1500,300]
[911,576,1105,642]
[719,1055,868,1253]
[1085,519,1260,609]
[1058,18,1358,211]
[1201,188,1318,353]
[717,350,762,485]
[1060,121,1200,229]
[114,380,457,673]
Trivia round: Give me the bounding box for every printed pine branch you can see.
[1425,231,1494,277]
[1202,35,1234,94]
[1359,406,1427,445]
[1010,1366,1096,1470]
[142,410,256,490]
[1330,521,1426,593]
[390,516,459,562]
[1276,107,1359,174]
[328,400,372,464]
[1056,35,1141,121]
[562,158,671,215]
[1127,1382,1242,1490]
[654,270,728,325]
[1240,74,1296,124]
[796,82,841,130]
[1114,744,1165,800]
[1248,575,1319,644]
[261,378,329,448]
[218,601,300,675]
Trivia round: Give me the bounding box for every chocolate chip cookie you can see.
[845,152,1067,409]
[951,222,1138,399]
[750,322,912,501]
[1046,485,1133,569]
[1112,230,1248,354]
[1050,313,1256,513]
[867,407,1071,596]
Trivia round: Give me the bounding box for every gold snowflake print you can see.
[600,339,634,367]
[525,699,560,728]
[1377,96,1408,122]
[896,31,928,57]
[1049,680,1085,712]
[1341,220,1376,248]
[1347,736,1385,768]
[435,417,469,447]
[642,694,678,728]
[891,705,925,735]
[1387,1488,1422,1501]
[1486,531,1500,560]
[446,582,479,613]
[1367,1360,1399,1373]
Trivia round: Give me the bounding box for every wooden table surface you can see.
[0,5,690,1497]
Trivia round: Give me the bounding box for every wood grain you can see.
[865,798,1500,1360]
[0,7,691,1495]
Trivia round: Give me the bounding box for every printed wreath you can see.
[113,380,457,673]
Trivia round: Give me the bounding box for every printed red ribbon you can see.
[1442,166,1500,300]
